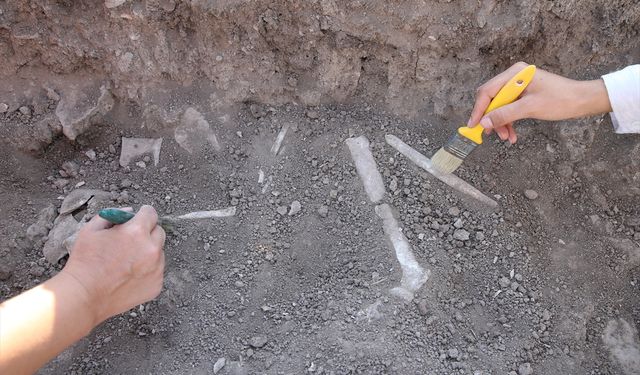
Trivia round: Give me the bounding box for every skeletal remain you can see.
[271,123,290,156]
[385,135,497,209]
[345,136,386,203]
[375,204,430,301]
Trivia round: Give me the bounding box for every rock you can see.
[53,178,69,189]
[448,207,460,216]
[453,229,470,241]
[43,215,82,264]
[499,276,511,288]
[55,83,114,140]
[475,231,485,241]
[249,336,268,348]
[213,358,226,374]
[518,363,533,375]
[277,206,288,216]
[0,103,8,113]
[288,200,301,216]
[448,348,460,359]
[0,263,13,281]
[105,0,127,8]
[26,204,58,243]
[249,104,266,118]
[60,189,111,215]
[306,110,319,119]
[61,161,80,178]
[317,205,329,218]
[19,106,31,116]
[524,189,539,200]
[119,137,163,167]
[30,265,45,277]
[174,108,221,154]
[120,179,132,188]
[85,149,97,161]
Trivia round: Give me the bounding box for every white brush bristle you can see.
[431,148,463,174]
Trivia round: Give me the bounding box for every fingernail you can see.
[480,117,493,129]
[466,119,474,127]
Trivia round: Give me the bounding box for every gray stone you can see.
[43,215,82,264]
[61,161,80,178]
[249,336,268,348]
[518,363,533,375]
[448,207,460,216]
[174,108,220,154]
[448,348,460,359]
[19,106,31,116]
[85,149,97,161]
[288,200,301,216]
[105,0,127,8]
[524,189,539,200]
[277,206,288,216]
[213,357,226,374]
[60,189,110,215]
[55,83,114,140]
[453,229,470,241]
[0,103,8,113]
[317,205,329,218]
[498,276,510,288]
[26,204,58,243]
[119,137,163,167]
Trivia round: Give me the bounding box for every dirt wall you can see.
[1,0,639,151]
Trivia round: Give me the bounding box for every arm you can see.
[467,61,615,144]
[0,205,165,375]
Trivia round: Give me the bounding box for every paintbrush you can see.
[98,207,236,233]
[431,65,537,174]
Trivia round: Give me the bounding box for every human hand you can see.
[61,205,166,326]
[467,61,612,144]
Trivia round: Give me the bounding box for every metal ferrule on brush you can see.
[443,135,477,160]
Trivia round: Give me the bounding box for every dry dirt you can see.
[1,1,640,374]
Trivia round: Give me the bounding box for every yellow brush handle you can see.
[458,65,537,144]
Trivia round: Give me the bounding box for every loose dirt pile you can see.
[1,1,640,374]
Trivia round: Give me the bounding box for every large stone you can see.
[42,215,82,264]
[26,204,58,243]
[119,138,163,167]
[55,83,114,140]
[174,108,221,154]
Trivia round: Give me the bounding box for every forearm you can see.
[572,79,613,118]
[0,271,97,375]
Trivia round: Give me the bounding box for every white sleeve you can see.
[601,65,640,134]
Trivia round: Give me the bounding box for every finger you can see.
[150,225,166,248]
[83,213,114,231]
[467,62,529,127]
[484,128,493,135]
[126,205,159,233]
[506,123,518,144]
[495,126,509,141]
[480,98,529,130]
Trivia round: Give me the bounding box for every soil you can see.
[1,1,640,375]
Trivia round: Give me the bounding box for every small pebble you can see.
[524,189,539,200]
[288,200,301,216]
[0,103,8,113]
[19,106,31,116]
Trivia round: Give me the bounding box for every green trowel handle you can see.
[98,208,135,225]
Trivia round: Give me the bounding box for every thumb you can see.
[479,99,528,130]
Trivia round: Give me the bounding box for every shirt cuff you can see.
[601,64,640,134]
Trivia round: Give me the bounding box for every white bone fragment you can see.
[375,204,430,301]
[271,123,290,156]
[385,135,497,208]
[175,207,236,220]
[345,136,385,203]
